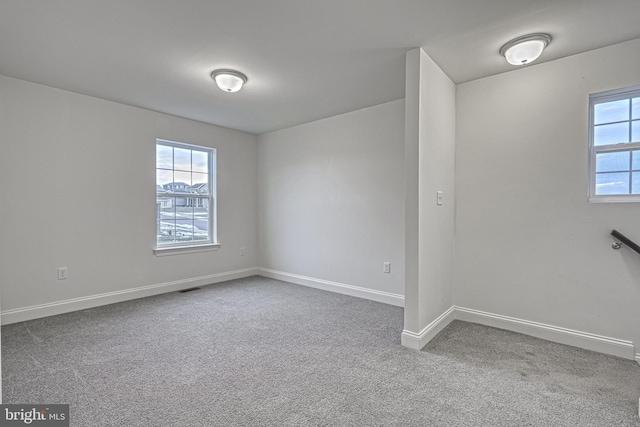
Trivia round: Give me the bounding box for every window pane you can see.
[176,218,195,243]
[632,121,640,142]
[173,171,191,188]
[156,169,173,188]
[175,204,194,243]
[192,172,208,187]
[156,145,173,169]
[174,148,192,172]
[192,150,208,173]
[633,172,640,194]
[595,172,630,195]
[157,198,176,244]
[633,98,640,120]
[594,122,629,146]
[633,151,640,170]
[594,99,629,125]
[596,151,630,172]
[194,199,209,241]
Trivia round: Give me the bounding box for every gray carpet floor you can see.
[3,276,640,426]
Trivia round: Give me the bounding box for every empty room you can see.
[1,1,640,426]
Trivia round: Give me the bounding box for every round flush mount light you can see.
[211,69,248,93]
[500,33,552,66]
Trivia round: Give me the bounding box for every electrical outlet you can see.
[57,267,68,280]
[383,262,391,274]
[240,247,245,256]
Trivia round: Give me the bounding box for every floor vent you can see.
[179,287,201,293]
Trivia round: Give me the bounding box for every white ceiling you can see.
[1,0,639,134]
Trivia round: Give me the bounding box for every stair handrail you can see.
[611,230,640,255]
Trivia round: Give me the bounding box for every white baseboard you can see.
[257,267,404,307]
[400,305,635,360]
[455,306,636,361]
[5,268,635,363]
[1,267,258,325]
[255,269,636,361]
[401,306,455,350]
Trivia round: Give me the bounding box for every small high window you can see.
[156,139,217,249]
[589,85,640,202]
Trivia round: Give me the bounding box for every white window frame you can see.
[588,85,640,203]
[154,139,219,255]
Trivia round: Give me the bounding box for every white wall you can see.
[5,35,638,363]
[455,39,640,352]
[402,49,456,348]
[257,100,405,304]
[0,75,259,322]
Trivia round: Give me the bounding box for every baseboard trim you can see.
[257,267,404,307]
[401,306,455,350]
[5,269,634,361]
[400,305,635,360]
[455,306,636,360]
[1,267,258,325]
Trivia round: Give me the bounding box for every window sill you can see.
[154,243,221,257]
[589,196,640,204]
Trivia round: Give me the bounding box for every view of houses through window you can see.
[156,139,215,246]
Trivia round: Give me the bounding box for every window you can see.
[589,85,640,202]
[156,139,217,249]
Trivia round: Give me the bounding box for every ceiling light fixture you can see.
[211,69,248,93]
[499,33,552,66]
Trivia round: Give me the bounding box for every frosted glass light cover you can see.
[211,69,248,93]
[214,74,244,92]
[504,40,545,65]
[500,34,551,66]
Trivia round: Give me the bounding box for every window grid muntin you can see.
[589,85,640,202]
[156,139,215,247]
